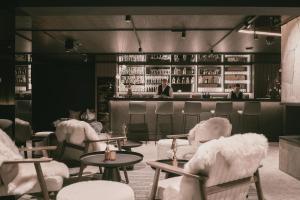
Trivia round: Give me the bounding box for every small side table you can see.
[57,180,135,200]
[80,151,143,183]
[121,140,143,151]
[151,159,188,178]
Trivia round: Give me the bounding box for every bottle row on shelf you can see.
[171,77,195,84]
[118,54,248,63]
[146,77,169,85]
[198,68,221,76]
[148,68,171,76]
[173,67,194,75]
[198,76,221,85]
[120,76,145,85]
[119,65,144,75]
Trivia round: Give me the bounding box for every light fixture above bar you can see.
[238,29,281,37]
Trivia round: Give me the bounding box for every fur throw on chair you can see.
[0,129,69,195]
[55,119,108,151]
[173,117,232,160]
[188,117,232,144]
[164,133,268,200]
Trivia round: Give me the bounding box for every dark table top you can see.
[121,140,143,148]
[80,151,143,167]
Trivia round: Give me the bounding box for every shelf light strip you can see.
[238,29,281,37]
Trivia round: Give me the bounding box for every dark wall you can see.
[285,106,300,135]
[0,8,15,106]
[253,54,281,98]
[32,55,95,131]
[0,7,15,139]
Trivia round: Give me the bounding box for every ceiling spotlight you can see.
[138,47,142,52]
[245,46,254,50]
[210,49,214,54]
[125,15,131,23]
[181,31,186,39]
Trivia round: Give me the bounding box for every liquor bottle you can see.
[182,77,186,84]
[172,77,175,83]
[183,67,186,75]
[186,77,190,84]
[191,68,194,74]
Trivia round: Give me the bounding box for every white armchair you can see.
[148,133,268,200]
[0,129,69,200]
[158,117,232,160]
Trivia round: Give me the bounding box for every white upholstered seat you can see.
[57,180,135,200]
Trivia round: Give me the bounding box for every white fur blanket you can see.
[0,129,69,195]
[164,133,268,200]
[55,119,107,151]
[188,117,232,144]
[172,117,232,160]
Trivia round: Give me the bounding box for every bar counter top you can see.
[110,97,280,102]
[280,136,300,147]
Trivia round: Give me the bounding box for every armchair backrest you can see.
[188,117,232,144]
[0,129,22,188]
[182,133,268,200]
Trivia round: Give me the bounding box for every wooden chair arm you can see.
[19,146,57,152]
[166,134,189,139]
[84,136,127,144]
[146,161,206,180]
[2,158,52,164]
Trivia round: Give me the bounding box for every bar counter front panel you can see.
[109,98,282,141]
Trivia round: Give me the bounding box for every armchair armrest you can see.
[84,136,127,144]
[146,161,206,180]
[2,157,52,164]
[19,146,57,152]
[166,134,189,139]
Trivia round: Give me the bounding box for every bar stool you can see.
[212,102,233,122]
[128,101,146,124]
[238,102,261,133]
[155,101,174,140]
[182,102,202,133]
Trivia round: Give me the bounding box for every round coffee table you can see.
[151,159,188,178]
[121,140,143,151]
[81,151,143,182]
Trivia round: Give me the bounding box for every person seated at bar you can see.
[230,83,243,100]
[157,78,173,98]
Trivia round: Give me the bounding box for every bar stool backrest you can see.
[183,101,202,115]
[129,101,146,114]
[155,101,174,115]
[215,102,233,115]
[243,102,261,115]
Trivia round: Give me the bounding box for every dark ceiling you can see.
[16,7,291,53]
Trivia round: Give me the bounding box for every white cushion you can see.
[0,176,63,196]
[157,139,190,160]
[57,181,135,200]
[157,176,182,199]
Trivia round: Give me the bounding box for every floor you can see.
[19,142,300,200]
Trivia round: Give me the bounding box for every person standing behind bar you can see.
[230,83,243,99]
[157,78,173,98]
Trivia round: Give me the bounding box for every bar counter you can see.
[109,97,282,141]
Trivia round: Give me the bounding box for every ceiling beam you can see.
[15,28,233,32]
[209,16,258,51]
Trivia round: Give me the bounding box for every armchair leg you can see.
[34,162,50,200]
[149,168,161,200]
[254,169,264,200]
[77,163,86,181]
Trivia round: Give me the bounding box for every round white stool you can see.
[57,180,135,200]
[157,139,190,160]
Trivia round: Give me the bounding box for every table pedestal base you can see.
[103,167,121,182]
